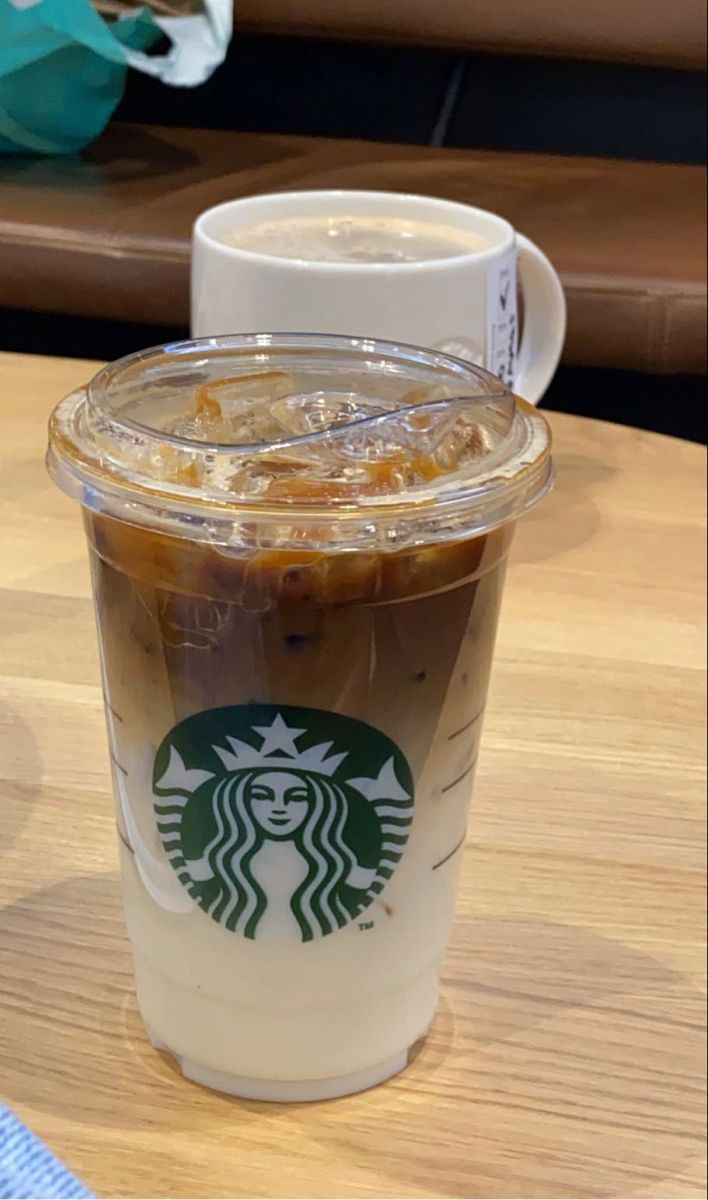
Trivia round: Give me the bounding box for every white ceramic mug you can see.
[192,190,566,404]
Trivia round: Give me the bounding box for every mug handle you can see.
[514,233,567,405]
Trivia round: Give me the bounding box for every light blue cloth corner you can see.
[0,1105,93,1200]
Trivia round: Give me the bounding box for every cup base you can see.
[148,1029,411,1102]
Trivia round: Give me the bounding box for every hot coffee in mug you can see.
[192,191,566,405]
[220,214,491,263]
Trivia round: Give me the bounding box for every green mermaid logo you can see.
[152,706,414,941]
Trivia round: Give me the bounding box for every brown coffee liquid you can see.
[87,514,511,791]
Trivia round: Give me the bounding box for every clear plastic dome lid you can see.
[47,333,553,551]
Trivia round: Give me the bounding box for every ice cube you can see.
[328,396,458,463]
[200,371,294,405]
[433,415,493,472]
[199,371,296,444]
[226,462,273,498]
[146,442,204,486]
[227,452,320,499]
[270,390,393,437]
[159,372,296,446]
[165,400,228,444]
[399,384,450,408]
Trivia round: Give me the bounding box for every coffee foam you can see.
[221,215,489,264]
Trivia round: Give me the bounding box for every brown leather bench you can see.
[1,122,705,374]
[232,0,706,67]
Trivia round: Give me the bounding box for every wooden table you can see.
[0,351,705,1200]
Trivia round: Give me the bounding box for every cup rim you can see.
[47,332,552,550]
[192,190,515,272]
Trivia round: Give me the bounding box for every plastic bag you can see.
[96,0,232,85]
[0,0,231,155]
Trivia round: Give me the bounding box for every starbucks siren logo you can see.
[152,705,414,941]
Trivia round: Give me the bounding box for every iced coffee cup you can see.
[47,333,552,1102]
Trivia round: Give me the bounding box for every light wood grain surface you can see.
[0,351,705,1200]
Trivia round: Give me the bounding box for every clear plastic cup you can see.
[47,333,552,1102]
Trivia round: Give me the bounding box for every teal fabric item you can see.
[0,0,159,154]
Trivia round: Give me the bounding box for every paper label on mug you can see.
[151,705,414,942]
[486,251,519,388]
